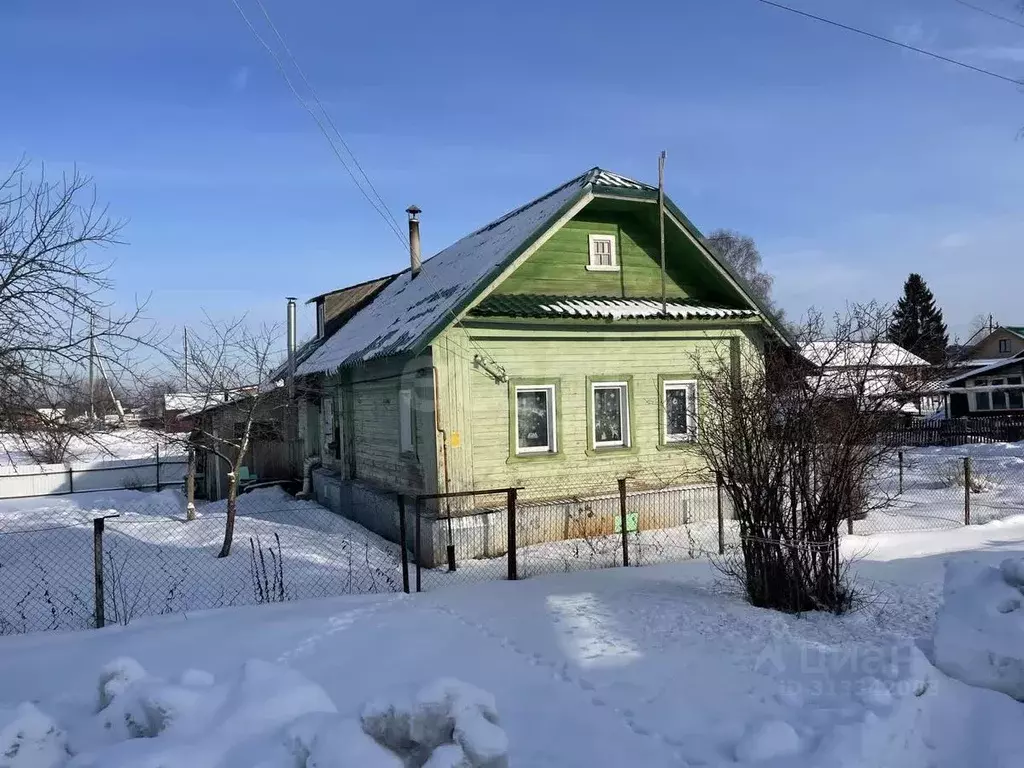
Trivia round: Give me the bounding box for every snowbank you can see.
[933,557,1024,700]
[2,658,508,768]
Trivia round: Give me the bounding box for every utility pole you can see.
[88,315,96,422]
[183,327,189,392]
[658,151,667,315]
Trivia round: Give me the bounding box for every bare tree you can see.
[167,316,284,557]
[695,304,899,613]
[705,229,784,322]
[0,157,156,462]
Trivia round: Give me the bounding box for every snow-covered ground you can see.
[0,428,179,466]
[861,441,1024,534]
[2,517,1024,766]
[0,488,402,635]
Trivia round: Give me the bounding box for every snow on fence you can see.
[0,452,188,499]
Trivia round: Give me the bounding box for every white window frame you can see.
[591,381,630,448]
[967,374,1024,411]
[586,233,620,272]
[514,385,556,455]
[663,380,698,443]
[399,389,415,454]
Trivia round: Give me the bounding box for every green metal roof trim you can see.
[470,294,758,321]
[297,167,791,376]
[1005,326,1024,338]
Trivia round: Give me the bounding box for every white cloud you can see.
[938,232,970,249]
[230,66,250,92]
[955,46,1024,63]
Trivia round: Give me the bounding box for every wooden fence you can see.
[882,416,1024,447]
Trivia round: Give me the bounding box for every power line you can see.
[227,0,509,373]
[250,0,406,238]
[750,0,1024,86]
[228,0,407,245]
[952,0,1024,30]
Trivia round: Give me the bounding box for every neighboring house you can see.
[290,167,790,560]
[192,388,294,501]
[944,352,1024,417]
[965,326,1024,361]
[800,342,936,414]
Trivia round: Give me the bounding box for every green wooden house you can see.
[292,168,789,560]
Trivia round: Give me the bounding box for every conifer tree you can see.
[887,273,948,364]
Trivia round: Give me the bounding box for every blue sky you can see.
[3,0,1022,343]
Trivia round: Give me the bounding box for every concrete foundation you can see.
[311,468,734,569]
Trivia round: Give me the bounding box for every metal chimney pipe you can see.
[407,205,422,277]
[286,297,297,400]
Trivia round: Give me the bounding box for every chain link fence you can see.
[3,442,1022,636]
[0,485,404,635]
[857,447,1024,534]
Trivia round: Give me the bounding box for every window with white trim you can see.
[968,374,1024,412]
[592,381,629,448]
[515,386,556,454]
[663,380,697,442]
[399,389,415,454]
[587,234,619,271]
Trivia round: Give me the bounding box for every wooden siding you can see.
[318,354,438,495]
[492,206,727,302]
[971,329,1024,360]
[434,324,763,498]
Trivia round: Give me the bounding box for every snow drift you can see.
[0,658,508,768]
[933,557,1024,701]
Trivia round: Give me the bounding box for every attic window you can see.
[999,339,1011,354]
[587,234,619,272]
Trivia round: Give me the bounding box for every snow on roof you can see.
[298,169,601,375]
[801,342,930,369]
[944,352,1024,384]
[471,294,756,321]
[163,392,229,415]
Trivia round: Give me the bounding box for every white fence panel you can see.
[0,455,188,499]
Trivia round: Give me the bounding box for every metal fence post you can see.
[414,497,423,593]
[93,517,105,628]
[506,487,518,581]
[397,495,410,594]
[898,450,904,495]
[68,465,74,494]
[618,478,630,567]
[716,471,725,555]
[155,444,161,492]
[964,456,971,526]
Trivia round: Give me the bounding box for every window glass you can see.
[516,387,554,453]
[664,381,697,442]
[593,383,628,447]
[1010,390,1024,410]
[993,390,1007,410]
[975,391,991,411]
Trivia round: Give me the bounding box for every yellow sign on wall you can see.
[450,431,461,448]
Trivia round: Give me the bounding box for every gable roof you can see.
[801,342,930,369]
[297,167,788,376]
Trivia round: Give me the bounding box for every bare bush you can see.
[696,305,899,614]
[937,461,993,494]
